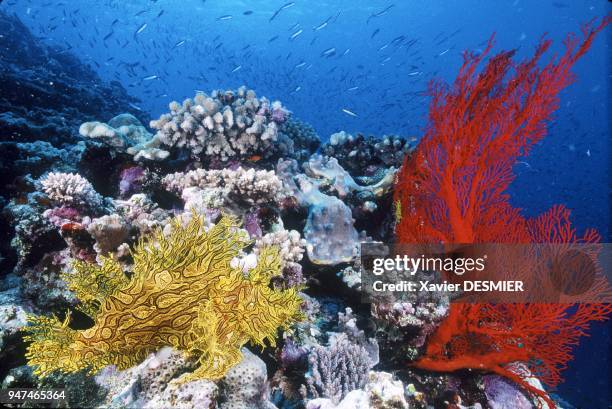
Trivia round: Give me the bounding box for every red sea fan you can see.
[412,303,611,408]
[393,18,611,408]
[395,18,610,244]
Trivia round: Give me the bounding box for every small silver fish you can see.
[321,47,336,57]
[135,23,147,35]
[290,29,303,40]
[314,21,328,31]
[143,75,158,81]
[342,108,358,117]
[231,65,242,73]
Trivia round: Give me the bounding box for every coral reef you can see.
[219,348,278,409]
[96,346,217,408]
[0,9,608,409]
[306,371,409,409]
[280,117,321,162]
[483,375,535,409]
[163,167,285,209]
[277,158,362,265]
[80,114,170,162]
[0,11,145,146]
[0,275,34,366]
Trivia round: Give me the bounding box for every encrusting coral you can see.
[79,113,170,162]
[22,213,304,382]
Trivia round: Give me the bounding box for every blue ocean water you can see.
[1,0,609,406]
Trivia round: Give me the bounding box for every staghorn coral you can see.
[150,87,288,161]
[23,213,303,382]
[41,172,104,210]
[306,334,372,404]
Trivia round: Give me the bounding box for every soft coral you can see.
[413,303,611,408]
[395,18,610,245]
[394,18,611,408]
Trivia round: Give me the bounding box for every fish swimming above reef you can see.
[367,4,395,23]
[133,22,147,38]
[270,1,295,22]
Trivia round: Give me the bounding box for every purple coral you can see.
[281,339,308,369]
[244,211,263,238]
[306,335,372,404]
[43,206,82,227]
[119,166,146,197]
[278,262,304,288]
[271,104,289,124]
[483,375,534,409]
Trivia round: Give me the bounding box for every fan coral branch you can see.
[23,214,304,381]
[393,18,611,409]
[394,18,610,244]
[412,303,611,409]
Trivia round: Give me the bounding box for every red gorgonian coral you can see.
[394,18,611,408]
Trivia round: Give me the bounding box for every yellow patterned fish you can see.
[23,213,304,381]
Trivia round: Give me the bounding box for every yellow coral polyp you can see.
[23,214,304,380]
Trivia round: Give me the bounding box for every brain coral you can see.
[23,214,304,381]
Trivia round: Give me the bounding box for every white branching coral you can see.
[41,172,104,209]
[150,86,289,161]
[163,167,285,206]
[255,229,306,269]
